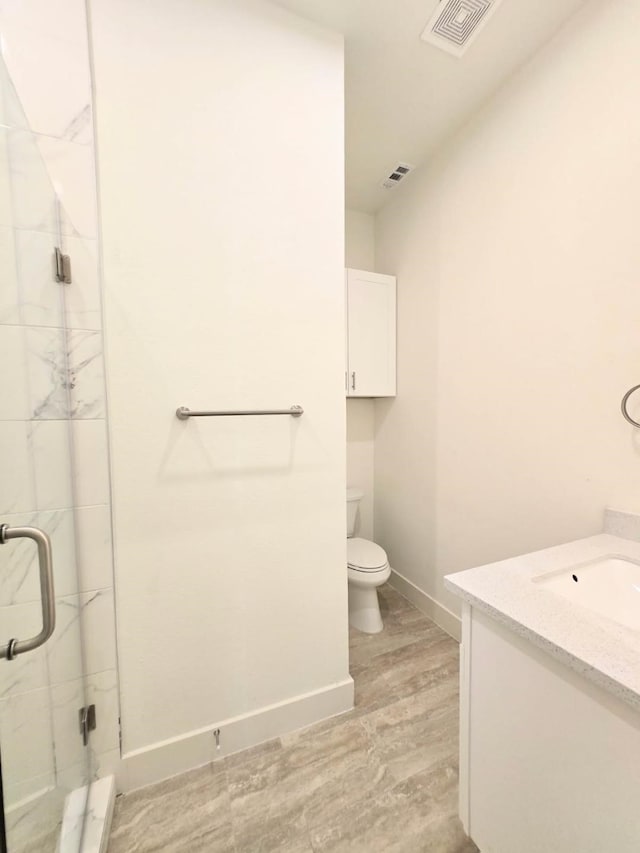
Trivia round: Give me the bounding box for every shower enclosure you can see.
[0,58,98,851]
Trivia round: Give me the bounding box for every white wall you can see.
[90,0,349,763]
[345,209,375,270]
[375,0,640,620]
[345,209,375,538]
[346,399,375,539]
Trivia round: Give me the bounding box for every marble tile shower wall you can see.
[0,0,119,805]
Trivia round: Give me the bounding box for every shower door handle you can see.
[0,525,56,660]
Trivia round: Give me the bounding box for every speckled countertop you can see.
[445,532,640,712]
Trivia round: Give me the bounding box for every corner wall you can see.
[89,0,349,784]
[375,0,640,624]
[345,209,375,539]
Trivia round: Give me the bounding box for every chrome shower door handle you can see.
[0,525,56,660]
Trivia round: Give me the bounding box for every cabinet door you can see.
[346,269,396,397]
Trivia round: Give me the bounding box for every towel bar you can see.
[176,405,303,420]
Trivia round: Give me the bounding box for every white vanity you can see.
[446,514,640,853]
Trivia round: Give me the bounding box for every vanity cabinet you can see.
[345,268,396,398]
[458,604,640,853]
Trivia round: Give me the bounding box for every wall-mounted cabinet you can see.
[345,268,396,397]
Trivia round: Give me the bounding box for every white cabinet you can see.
[459,604,640,853]
[345,268,396,397]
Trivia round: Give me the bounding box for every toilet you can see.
[347,488,391,633]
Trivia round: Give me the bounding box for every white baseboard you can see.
[118,677,354,793]
[389,569,461,642]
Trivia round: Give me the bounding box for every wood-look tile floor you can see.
[107,585,478,853]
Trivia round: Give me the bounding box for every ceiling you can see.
[271,0,587,213]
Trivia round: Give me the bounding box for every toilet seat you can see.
[347,537,389,573]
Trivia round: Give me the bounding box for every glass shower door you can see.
[0,60,91,853]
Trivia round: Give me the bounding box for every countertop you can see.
[445,533,640,711]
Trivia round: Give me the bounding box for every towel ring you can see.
[621,384,640,428]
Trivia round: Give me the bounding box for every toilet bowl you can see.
[347,489,390,634]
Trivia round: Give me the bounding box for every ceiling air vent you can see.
[420,0,506,57]
[381,162,415,190]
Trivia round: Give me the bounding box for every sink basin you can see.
[533,555,640,631]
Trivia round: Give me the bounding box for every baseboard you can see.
[118,677,354,793]
[389,569,462,642]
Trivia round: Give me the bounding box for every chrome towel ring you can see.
[621,384,640,428]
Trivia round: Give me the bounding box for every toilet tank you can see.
[346,488,364,538]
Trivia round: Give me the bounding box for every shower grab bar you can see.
[0,525,55,660]
[621,385,640,428]
[176,405,303,420]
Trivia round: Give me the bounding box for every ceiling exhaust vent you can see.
[420,0,506,57]
[381,162,415,190]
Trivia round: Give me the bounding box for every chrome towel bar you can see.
[176,405,303,420]
[621,384,640,428]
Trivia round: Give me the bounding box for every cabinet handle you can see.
[351,371,356,391]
